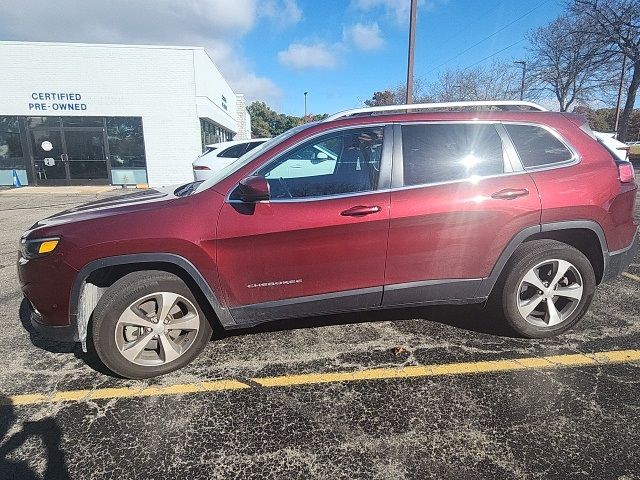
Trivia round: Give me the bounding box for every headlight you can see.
[20,237,60,259]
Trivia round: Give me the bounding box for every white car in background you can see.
[193,138,269,180]
[594,131,630,162]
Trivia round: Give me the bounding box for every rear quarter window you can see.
[504,124,573,168]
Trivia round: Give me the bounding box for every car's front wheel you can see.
[498,240,596,338]
[91,271,213,379]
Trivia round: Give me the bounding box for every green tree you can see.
[364,90,398,107]
[247,101,307,137]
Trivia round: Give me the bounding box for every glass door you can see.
[28,118,111,186]
[30,129,68,184]
[64,129,110,183]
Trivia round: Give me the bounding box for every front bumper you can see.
[602,229,639,283]
[29,305,77,342]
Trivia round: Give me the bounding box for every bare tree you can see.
[427,62,522,102]
[571,0,640,141]
[527,16,612,111]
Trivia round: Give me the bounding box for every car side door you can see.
[383,122,541,306]
[216,125,393,324]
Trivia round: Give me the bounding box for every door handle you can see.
[340,205,381,217]
[491,188,529,200]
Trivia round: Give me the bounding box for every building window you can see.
[0,116,25,170]
[107,117,147,184]
[200,118,233,150]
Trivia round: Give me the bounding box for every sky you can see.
[0,0,573,115]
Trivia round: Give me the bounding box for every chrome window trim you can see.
[226,188,392,204]
[391,120,581,190]
[225,123,393,204]
[224,119,581,203]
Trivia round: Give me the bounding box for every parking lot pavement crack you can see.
[234,378,263,389]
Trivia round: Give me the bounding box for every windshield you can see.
[194,123,317,194]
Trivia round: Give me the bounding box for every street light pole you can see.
[405,0,418,105]
[514,61,526,101]
[613,54,627,137]
[304,91,308,121]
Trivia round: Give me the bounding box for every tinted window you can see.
[0,116,24,170]
[107,117,146,169]
[402,124,504,186]
[246,141,265,152]
[219,144,249,158]
[257,128,383,199]
[505,124,573,168]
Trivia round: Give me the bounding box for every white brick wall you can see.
[234,94,251,140]
[0,41,249,187]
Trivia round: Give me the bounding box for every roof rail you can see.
[324,100,547,122]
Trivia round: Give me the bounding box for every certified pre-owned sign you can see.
[28,92,87,112]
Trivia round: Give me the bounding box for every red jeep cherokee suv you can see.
[18,101,638,378]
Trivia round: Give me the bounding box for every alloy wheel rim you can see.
[114,292,200,366]
[516,259,584,328]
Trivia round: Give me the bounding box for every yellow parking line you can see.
[622,271,640,282]
[2,349,639,407]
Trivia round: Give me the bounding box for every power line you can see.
[425,0,552,75]
[463,38,525,71]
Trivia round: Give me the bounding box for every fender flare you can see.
[68,253,237,332]
[476,220,608,297]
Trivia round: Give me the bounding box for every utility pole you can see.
[613,54,627,137]
[405,0,418,105]
[304,91,308,121]
[514,61,526,101]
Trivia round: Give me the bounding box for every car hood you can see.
[29,188,175,231]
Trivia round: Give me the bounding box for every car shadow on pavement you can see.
[217,303,513,339]
[18,300,76,354]
[0,394,70,480]
[18,299,119,377]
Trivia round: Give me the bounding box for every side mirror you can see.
[236,175,270,202]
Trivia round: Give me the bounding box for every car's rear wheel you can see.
[91,271,212,379]
[498,240,596,338]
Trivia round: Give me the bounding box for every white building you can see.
[0,41,252,187]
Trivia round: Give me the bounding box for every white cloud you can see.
[261,0,303,27]
[0,0,283,104]
[343,22,384,51]
[277,43,338,70]
[351,0,448,25]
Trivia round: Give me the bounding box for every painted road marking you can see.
[622,271,640,282]
[2,349,639,407]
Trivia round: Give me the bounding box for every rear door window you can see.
[401,123,505,186]
[504,124,573,168]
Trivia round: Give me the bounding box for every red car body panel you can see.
[17,110,638,337]
[385,174,541,285]
[216,191,390,308]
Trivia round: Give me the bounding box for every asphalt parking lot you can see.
[0,187,639,479]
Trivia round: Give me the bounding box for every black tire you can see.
[91,271,213,379]
[496,239,596,338]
